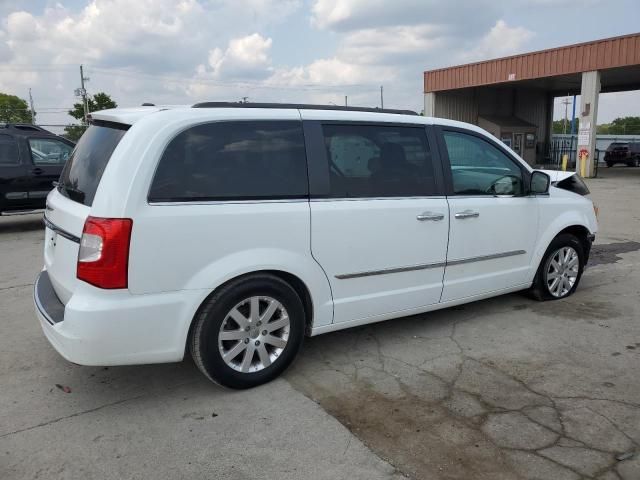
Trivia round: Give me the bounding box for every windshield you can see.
[58,123,128,206]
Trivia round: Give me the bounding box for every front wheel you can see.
[189,274,305,389]
[529,234,585,301]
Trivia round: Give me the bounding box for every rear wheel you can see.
[530,234,585,301]
[190,274,305,389]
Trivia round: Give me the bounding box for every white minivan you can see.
[34,103,597,388]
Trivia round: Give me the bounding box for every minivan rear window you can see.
[148,121,308,202]
[58,122,128,206]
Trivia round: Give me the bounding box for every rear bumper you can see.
[34,270,203,366]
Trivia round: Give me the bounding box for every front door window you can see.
[443,131,524,196]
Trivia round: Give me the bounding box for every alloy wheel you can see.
[218,296,290,373]
[546,246,579,298]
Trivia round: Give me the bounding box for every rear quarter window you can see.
[148,121,308,202]
[58,123,128,206]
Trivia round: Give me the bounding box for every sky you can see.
[0,0,639,133]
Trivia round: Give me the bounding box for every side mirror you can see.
[530,170,551,195]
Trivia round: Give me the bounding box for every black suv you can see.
[604,142,640,167]
[0,124,74,215]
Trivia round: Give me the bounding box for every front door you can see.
[307,121,449,324]
[438,128,538,302]
[24,136,73,206]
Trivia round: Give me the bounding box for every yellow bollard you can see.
[578,148,589,177]
[561,154,568,171]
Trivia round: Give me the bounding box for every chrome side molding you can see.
[335,250,526,279]
[335,262,446,280]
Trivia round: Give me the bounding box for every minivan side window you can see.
[149,121,308,202]
[0,134,19,165]
[322,124,436,198]
[443,131,524,196]
[29,138,73,165]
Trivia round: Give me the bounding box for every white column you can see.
[576,71,600,177]
[423,92,436,117]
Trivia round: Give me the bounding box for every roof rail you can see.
[191,102,418,116]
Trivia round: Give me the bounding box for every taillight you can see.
[77,217,133,289]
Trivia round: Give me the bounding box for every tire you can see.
[529,233,585,301]
[606,161,613,168]
[189,274,305,389]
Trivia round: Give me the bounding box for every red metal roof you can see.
[424,32,640,93]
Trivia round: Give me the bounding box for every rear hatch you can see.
[44,122,128,304]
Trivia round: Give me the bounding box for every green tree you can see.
[551,119,577,134]
[64,92,117,142]
[0,93,34,124]
[597,116,640,135]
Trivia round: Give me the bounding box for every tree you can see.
[0,93,33,124]
[597,116,640,135]
[551,119,580,134]
[64,92,117,142]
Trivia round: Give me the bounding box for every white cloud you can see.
[339,25,446,64]
[207,33,273,79]
[0,0,635,130]
[311,0,498,35]
[458,20,534,62]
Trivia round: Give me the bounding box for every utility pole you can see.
[570,95,577,136]
[561,96,571,134]
[28,88,36,124]
[77,64,90,124]
[344,95,348,107]
[380,85,384,109]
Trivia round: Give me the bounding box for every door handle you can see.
[454,210,480,219]
[417,212,445,221]
[32,168,43,175]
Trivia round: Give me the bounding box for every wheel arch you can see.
[185,269,316,357]
[530,213,595,285]
[554,225,592,256]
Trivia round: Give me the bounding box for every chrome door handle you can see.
[417,212,445,221]
[454,210,480,219]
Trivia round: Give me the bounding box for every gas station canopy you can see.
[423,33,640,176]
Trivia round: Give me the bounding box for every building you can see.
[423,32,640,177]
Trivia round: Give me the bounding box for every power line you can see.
[0,63,378,93]
[87,66,370,91]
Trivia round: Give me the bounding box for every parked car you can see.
[0,124,75,215]
[604,142,640,167]
[34,103,598,389]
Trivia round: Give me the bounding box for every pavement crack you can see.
[0,380,198,439]
[0,395,147,438]
[0,282,34,292]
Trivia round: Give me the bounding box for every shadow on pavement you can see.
[0,214,44,234]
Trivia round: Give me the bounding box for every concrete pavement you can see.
[1,167,639,479]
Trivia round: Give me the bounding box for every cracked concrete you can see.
[0,216,403,480]
[285,168,640,480]
[1,168,639,479]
